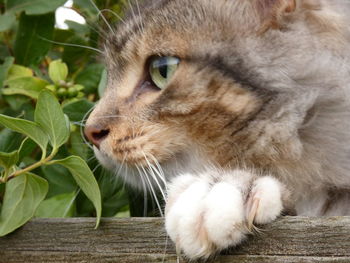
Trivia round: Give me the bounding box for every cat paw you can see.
[165,173,284,259]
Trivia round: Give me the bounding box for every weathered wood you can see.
[0,217,349,262]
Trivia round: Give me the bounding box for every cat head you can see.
[85,0,349,186]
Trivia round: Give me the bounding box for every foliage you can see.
[0,0,132,236]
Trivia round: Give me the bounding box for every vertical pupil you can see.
[159,65,168,78]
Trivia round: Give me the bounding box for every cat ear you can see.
[254,0,297,32]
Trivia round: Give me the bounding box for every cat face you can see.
[85,0,348,185]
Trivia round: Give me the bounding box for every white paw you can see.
[165,173,285,260]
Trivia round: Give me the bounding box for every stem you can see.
[0,166,16,183]
[6,148,58,182]
[41,149,47,161]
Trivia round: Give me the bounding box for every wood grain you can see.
[0,216,349,262]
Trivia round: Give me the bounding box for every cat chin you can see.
[93,147,120,172]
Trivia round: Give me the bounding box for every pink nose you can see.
[84,125,110,149]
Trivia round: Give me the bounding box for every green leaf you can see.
[35,191,76,218]
[52,156,102,227]
[115,210,130,218]
[69,131,89,160]
[0,57,14,89]
[48,59,68,85]
[65,20,89,35]
[41,164,77,198]
[0,12,16,32]
[14,13,55,66]
[0,173,48,236]
[0,114,48,153]
[0,42,10,57]
[2,96,36,121]
[2,95,31,111]
[0,150,18,170]
[34,90,69,149]
[76,63,104,93]
[98,170,129,217]
[6,0,67,15]
[7,64,33,81]
[62,99,94,122]
[73,0,98,17]
[3,77,48,99]
[98,68,107,97]
[0,129,23,152]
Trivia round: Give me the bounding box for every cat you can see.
[85,0,350,259]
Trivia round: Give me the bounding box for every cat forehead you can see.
[104,0,255,69]
[107,0,205,50]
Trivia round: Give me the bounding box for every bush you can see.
[0,0,132,236]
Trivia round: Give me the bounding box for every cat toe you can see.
[165,178,248,259]
[165,180,211,258]
[247,176,284,225]
[203,182,247,249]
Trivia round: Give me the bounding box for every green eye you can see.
[149,56,180,90]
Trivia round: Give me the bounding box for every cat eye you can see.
[149,56,180,90]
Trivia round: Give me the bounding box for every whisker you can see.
[88,0,115,34]
[136,164,149,217]
[80,105,97,151]
[93,163,102,173]
[149,161,166,188]
[38,37,104,54]
[141,177,149,217]
[143,152,166,201]
[72,121,85,127]
[84,22,110,44]
[115,153,128,187]
[87,155,97,163]
[59,4,109,41]
[85,20,108,39]
[149,153,168,192]
[148,165,167,203]
[98,9,127,25]
[115,164,127,191]
[127,0,143,34]
[135,0,145,32]
[94,114,128,120]
[145,154,167,192]
[116,153,127,176]
[123,163,130,190]
[94,114,149,127]
[140,164,164,217]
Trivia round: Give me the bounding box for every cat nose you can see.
[84,125,110,149]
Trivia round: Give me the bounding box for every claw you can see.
[176,239,181,263]
[247,197,260,231]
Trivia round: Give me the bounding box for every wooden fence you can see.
[0,217,349,262]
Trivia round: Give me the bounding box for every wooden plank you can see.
[0,217,349,262]
[1,253,349,263]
